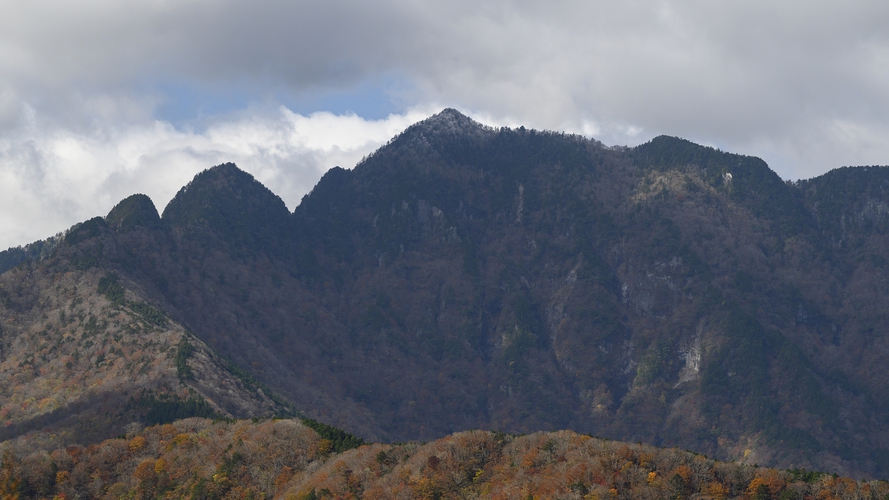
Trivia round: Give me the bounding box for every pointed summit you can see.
[408,108,491,138]
[348,108,495,175]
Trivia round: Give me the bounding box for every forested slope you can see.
[2,417,885,499]
[4,109,889,477]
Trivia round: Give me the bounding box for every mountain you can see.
[4,109,889,477]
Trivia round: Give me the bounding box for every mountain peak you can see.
[409,108,490,137]
[161,163,292,252]
[188,162,252,187]
[429,107,472,122]
[162,163,286,222]
[106,193,160,232]
[350,108,494,172]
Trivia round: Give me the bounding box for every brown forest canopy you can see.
[2,418,885,500]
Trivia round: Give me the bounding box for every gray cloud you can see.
[5,1,889,143]
[2,0,889,247]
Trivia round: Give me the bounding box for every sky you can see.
[2,1,889,249]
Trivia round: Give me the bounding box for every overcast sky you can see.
[2,0,889,249]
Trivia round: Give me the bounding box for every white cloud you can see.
[0,106,436,250]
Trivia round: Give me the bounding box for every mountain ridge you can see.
[3,109,889,477]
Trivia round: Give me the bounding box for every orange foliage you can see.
[128,435,146,452]
[63,446,81,463]
[157,423,178,439]
[170,433,193,449]
[673,464,693,484]
[1,421,888,500]
[704,480,729,499]
[275,466,294,491]
[132,459,156,482]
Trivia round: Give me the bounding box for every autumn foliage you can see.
[0,418,886,499]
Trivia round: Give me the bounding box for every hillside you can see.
[0,228,292,447]
[3,109,889,477]
[2,417,885,499]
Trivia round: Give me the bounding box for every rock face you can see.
[4,109,889,476]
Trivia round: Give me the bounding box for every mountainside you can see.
[3,417,885,500]
[0,224,292,447]
[4,109,889,477]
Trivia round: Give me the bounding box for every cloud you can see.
[3,2,888,151]
[3,1,889,245]
[0,106,435,250]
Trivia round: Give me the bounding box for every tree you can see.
[0,452,20,500]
